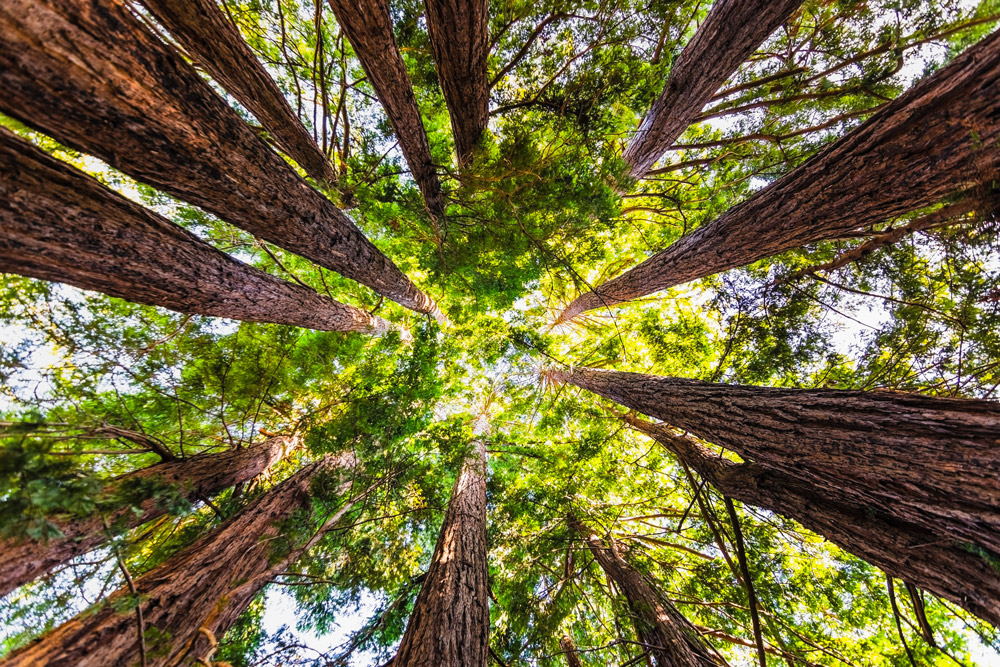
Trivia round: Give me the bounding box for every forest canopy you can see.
[1,0,1000,665]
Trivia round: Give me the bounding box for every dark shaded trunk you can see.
[0,128,391,335]
[623,414,1000,627]
[394,440,488,667]
[139,0,336,184]
[0,435,289,599]
[560,635,584,667]
[0,0,440,317]
[2,453,357,667]
[560,29,1000,321]
[325,0,445,219]
[623,0,803,177]
[422,0,489,167]
[569,519,720,667]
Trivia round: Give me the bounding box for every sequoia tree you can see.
[0,0,441,317]
[422,0,489,166]
[559,27,1000,322]
[622,0,804,177]
[138,0,338,184]
[1,452,360,667]
[393,439,489,667]
[0,435,291,598]
[569,518,720,667]
[0,128,392,335]
[325,0,446,219]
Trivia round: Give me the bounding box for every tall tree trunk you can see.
[139,0,337,185]
[623,414,1000,627]
[559,634,584,667]
[1,453,360,667]
[326,0,446,219]
[422,0,489,167]
[393,440,489,667]
[0,435,290,599]
[0,0,441,318]
[551,367,1000,562]
[559,29,1000,322]
[568,518,720,667]
[0,128,392,336]
[622,0,803,177]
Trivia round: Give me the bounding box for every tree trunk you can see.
[326,0,446,220]
[622,0,803,177]
[393,440,489,667]
[1,453,358,667]
[568,519,720,667]
[559,29,1000,322]
[422,0,489,167]
[623,414,1000,627]
[553,367,1000,563]
[0,128,392,335]
[139,0,336,184]
[0,435,290,599]
[0,0,441,318]
[560,635,584,667]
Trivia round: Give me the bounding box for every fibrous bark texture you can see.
[326,0,445,219]
[624,414,1000,627]
[623,0,803,177]
[422,0,489,166]
[394,440,489,667]
[569,519,720,667]
[0,128,391,335]
[559,634,584,667]
[0,0,441,317]
[0,436,290,599]
[139,0,337,184]
[561,28,1000,321]
[2,453,357,667]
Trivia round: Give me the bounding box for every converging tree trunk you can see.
[422,0,489,167]
[393,440,489,667]
[622,0,803,177]
[0,434,290,599]
[623,414,1000,627]
[1,453,361,667]
[326,0,446,219]
[551,367,1000,568]
[569,518,720,667]
[139,0,337,184]
[0,0,441,318]
[0,129,392,336]
[559,29,1000,322]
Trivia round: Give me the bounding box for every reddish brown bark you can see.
[569,519,720,666]
[560,29,1000,322]
[394,440,489,667]
[422,0,489,166]
[2,453,357,667]
[139,0,336,184]
[0,0,440,317]
[0,435,289,599]
[623,0,803,177]
[559,635,584,667]
[326,0,445,219]
[623,414,1000,627]
[0,128,391,335]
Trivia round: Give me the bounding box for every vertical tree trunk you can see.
[1,453,359,667]
[560,634,584,667]
[0,128,392,335]
[326,0,446,219]
[393,440,489,667]
[623,0,803,177]
[552,367,1000,562]
[139,0,337,184]
[559,29,1000,322]
[623,414,1000,627]
[0,0,441,318]
[0,435,290,599]
[422,0,489,167]
[568,519,720,667]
